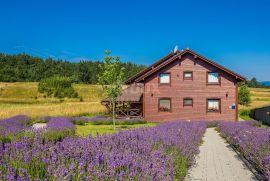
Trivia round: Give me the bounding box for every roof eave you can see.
[125,52,175,84]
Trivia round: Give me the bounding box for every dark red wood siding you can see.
[143,53,238,122]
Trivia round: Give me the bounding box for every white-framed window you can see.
[159,98,171,112]
[183,71,193,80]
[207,99,220,112]
[183,98,193,106]
[207,72,220,84]
[159,73,170,84]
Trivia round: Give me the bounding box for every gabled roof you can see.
[125,48,245,83]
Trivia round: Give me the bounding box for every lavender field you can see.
[0,116,207,180]
[218,121,270,179]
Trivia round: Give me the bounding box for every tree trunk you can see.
[112,99,116,130]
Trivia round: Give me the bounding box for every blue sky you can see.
[0,0,270,81]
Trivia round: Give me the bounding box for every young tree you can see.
[98,50,125,130]
[238,85,251,106]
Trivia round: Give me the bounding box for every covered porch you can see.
[101,83,143,119]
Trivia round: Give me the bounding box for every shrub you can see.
[16,131,35,140]
[238,85,251,105]
[0,115,31,136]
[0,135,12,144]
[42,129,74,142]
[79,96,84,102]
[207,121,218,128]
[239,109,252,120]
[38,76,79,99]
[43,116,75,141]
[0,115,32,143]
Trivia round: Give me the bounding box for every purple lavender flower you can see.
[0,121,207,180]
[46,117,75,131]
[0,115,31,136]
[218,121,270,179]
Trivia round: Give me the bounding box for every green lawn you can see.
[76,122,156,136]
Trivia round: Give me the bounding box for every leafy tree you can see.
[247,77,259,88]
[77,61,91,83]
[246,77,270,88]
[38,76,78,99]
[98,50,125,130]
[238,85,251,106]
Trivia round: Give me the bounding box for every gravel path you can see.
[32,123,47,130]
[185,128,257,181]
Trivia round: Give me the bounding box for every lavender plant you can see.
[0,121,206,180]
[0,115,31,143]
[43,116,75,141]
[218,121,270,179]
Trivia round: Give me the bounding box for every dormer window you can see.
[159,73,170,85]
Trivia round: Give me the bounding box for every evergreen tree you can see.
[0,52,146,83]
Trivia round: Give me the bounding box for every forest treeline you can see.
[0,53,146,83]
[246,77,270,88]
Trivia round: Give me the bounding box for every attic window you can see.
[159,73,170,84]
[183,71,193,80]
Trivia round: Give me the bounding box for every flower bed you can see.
[43,116,75,141]
[0,121,206,180]
[0,115,31,143]
[0,115,31,135]
[218,121,270,179]
[46,116,75,131]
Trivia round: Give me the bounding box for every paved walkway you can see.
[185,128,257,181]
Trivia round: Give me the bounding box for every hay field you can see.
[0,82,106,119]
[239,88,270,110]
[239,87,270,120]
[1,83,269,120]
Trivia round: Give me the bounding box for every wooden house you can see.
[102,48,245,122]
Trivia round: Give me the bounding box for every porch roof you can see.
[102,83,143,102]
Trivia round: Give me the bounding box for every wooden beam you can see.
[236,83,239,121]
[178,55,181,66]
[194,55,198,65]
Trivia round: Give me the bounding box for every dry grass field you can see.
[1,83,269,120]
[239,87,270,120]
[0,82,107,119]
